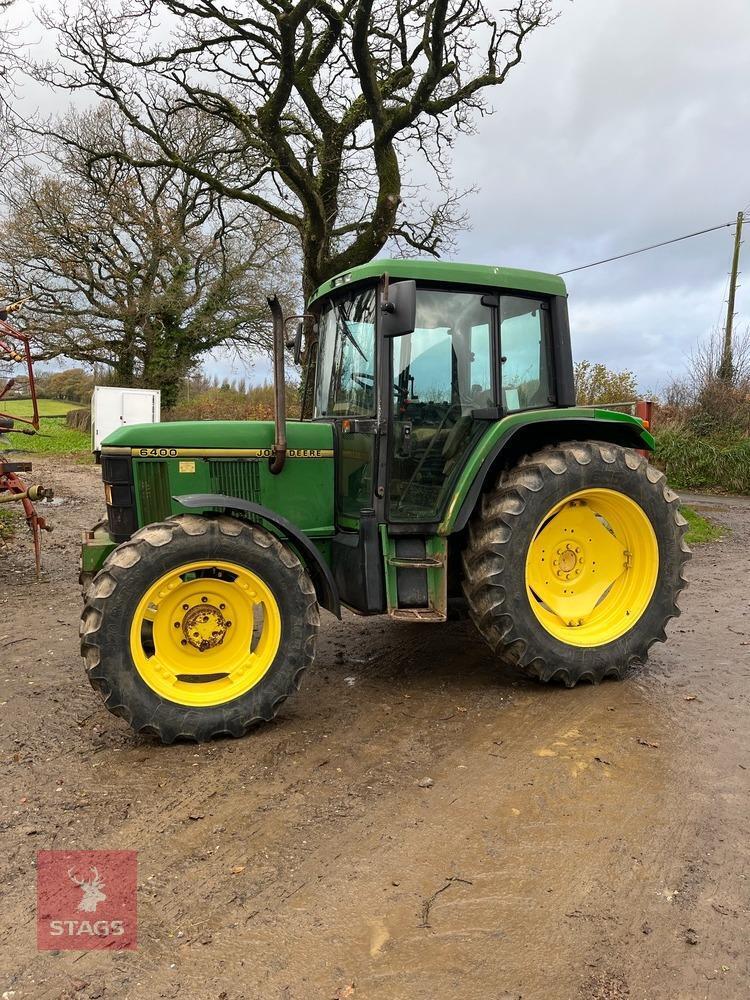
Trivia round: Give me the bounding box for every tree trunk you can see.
[299,264,322,419]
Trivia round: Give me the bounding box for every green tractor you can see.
[80,259,689,743]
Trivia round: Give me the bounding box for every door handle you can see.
[341,418,377,434]
[399,421,413,457]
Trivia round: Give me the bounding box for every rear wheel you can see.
[80,514,319,742]
[462,441,690,685]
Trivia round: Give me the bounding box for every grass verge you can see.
[654,431,750,494]
[681,505,725,544]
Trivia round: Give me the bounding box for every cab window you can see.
[500,297,554,411]
[314,287,376,417]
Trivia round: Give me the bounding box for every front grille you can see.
[138,462,172,524]
[209,460,261,503]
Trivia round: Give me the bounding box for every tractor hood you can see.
[102,419,333,456]
[100,419,336,541]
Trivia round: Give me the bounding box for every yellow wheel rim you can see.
[525,489,659,648]
[129,560,282,707]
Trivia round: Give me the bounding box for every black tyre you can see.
[462,441,690,686]
[80,514,319,742]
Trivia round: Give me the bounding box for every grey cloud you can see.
[448,0,750,389]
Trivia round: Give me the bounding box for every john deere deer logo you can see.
[68,866,106,913]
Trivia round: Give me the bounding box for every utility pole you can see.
[720,210,744,382]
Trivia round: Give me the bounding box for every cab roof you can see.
[308,258,567,307]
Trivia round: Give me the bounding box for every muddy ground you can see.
[0,455,748,1000]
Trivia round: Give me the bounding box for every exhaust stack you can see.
[267,295,287,475]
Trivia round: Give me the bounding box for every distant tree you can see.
[36,367,94,403]
[574,361,639,405]
[0,104,295,406]
[39,0,555,303]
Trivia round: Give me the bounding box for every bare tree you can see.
[36,0,555,302]
[662,326,750,436]
[0,1,29,176]
[0,104,295,406]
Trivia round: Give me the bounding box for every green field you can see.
[1,399,89,454]
[2,418,89,455]
[1,398,86,417]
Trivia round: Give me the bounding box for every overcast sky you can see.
[13,0,750,393]
[449,0,750,392]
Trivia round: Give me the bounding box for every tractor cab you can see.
[310,264,570,521]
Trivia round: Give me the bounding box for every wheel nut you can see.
[219,603,225,610]
[173,622,180,629]
[201,596,208,603]
[181,639,187,646]
[182,603,189,610]
[226,621,232,628]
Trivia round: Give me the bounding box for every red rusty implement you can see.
[0,301,53,575]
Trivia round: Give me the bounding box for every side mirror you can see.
[285,319,308,365]
[292,321,303,365]
[380,279,416,338]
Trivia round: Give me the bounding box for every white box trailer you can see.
[91,386,161,453]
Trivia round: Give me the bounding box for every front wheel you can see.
[80,514,319,742]
[462,441,690,686]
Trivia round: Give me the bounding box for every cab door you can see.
[387,288,495,523]
[313,284,385,611]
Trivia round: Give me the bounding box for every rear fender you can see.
[442,415,653,535]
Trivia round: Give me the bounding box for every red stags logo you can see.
[37,851,137,951]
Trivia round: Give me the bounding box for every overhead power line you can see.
[558,221,737,275]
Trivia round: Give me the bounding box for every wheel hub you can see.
[181,603,230,652]
[554,543,581,578]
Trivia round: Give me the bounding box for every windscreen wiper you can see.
[335,304,367,361]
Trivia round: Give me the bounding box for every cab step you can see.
[389,608,446,622]
[386,555,443,569]
[380,529,448,621]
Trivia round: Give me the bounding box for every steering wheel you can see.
[353,371,404,397]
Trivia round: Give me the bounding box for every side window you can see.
[500,297,554,411]
[314,288,376,417]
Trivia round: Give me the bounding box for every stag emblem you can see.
[68,867,107,913]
